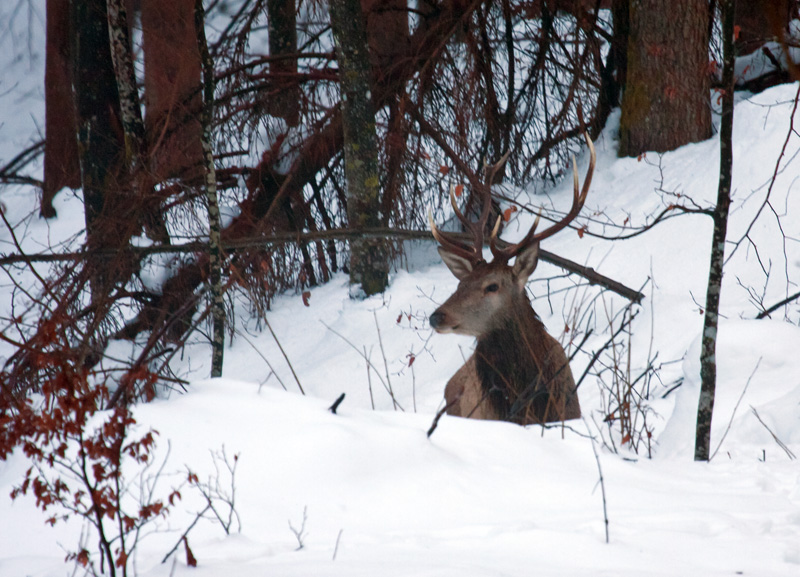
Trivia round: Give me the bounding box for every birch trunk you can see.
[695,0,735,462]
[195,0,225,377]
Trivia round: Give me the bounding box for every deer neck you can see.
[473,303,544,421]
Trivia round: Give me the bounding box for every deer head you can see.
[428,133,595,337]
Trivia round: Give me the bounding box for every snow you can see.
[2,4,800,576]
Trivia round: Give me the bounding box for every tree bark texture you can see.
[195,0,225,378]
[695,0,735,462]
[592,0,628,138]
[330,0,389,297]
[266,0,300,126]
[361,0,409,73]
[142,0,204,181]
[107,0,146,170]
[72,0,127,259]
[42,0,81,218]
[618,0,711,157]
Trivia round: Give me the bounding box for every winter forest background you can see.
[1,1,800,576]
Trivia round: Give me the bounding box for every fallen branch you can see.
[755,290,800,319]
[0,228,645,303]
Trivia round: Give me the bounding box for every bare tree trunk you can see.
[72,0,129,295]
[266,0,300,126]
[42,0,81,217]
[361,0,409,72]
[695,0,735,462]
[142,0,204,181]
[107,0,145,169]
[195,0,225,378]
[330,0,389,297]
[107,0,171,245]
[592,0,628,138]
[619,0,711,156]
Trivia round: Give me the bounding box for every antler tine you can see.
[444,185,482,258]
[490,133,595,262]
[430,150,518,265]
[472,151,510,256]
[428,209,482,264]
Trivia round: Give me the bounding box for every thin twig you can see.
[585,419,610,544]
[750,406,796,460]
[321,320,403,410]
[234,329,288,391]
[710,357,762,461]
[332,529,344,561]
[575,308,638,390]
[426,398,459,438]
[373,311,398,409]
[363,346,375,409]
[288,506,308,550]
[263,314,305,395]
[161,504,212,564]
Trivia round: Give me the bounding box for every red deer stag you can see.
[428,134,595,425]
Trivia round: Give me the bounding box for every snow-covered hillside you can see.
[1,3,800,575]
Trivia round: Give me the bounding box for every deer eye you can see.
[485,283,499,293]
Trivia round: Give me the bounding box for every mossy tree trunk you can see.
[618,0,711,156]
[330,0,389,297]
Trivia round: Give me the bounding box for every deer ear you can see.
[512,242,539,285]
[438,247,474,280]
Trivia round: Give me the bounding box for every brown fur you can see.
[431,252,581,425]
[430,133,593,425]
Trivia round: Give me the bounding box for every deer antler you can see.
[490,132,595,262]
[428,184,491,264]
[428,152,510,265]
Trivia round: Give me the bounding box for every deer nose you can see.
[429,310,446,329]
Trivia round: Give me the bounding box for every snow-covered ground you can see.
[1,4,800,576]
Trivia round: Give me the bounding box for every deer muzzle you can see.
[429,309,453,333]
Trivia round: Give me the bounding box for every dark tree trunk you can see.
[108,0,171,245]
[592,0,628,138]
[330,0,389,297]
[361,0,409,73]
[695,0,735,462]
[266,0,300,126]
[142,0,204,181]
[734,0,793,55]
[72,0,130,293]
[618,0,711,157]
[42,0,81,218]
